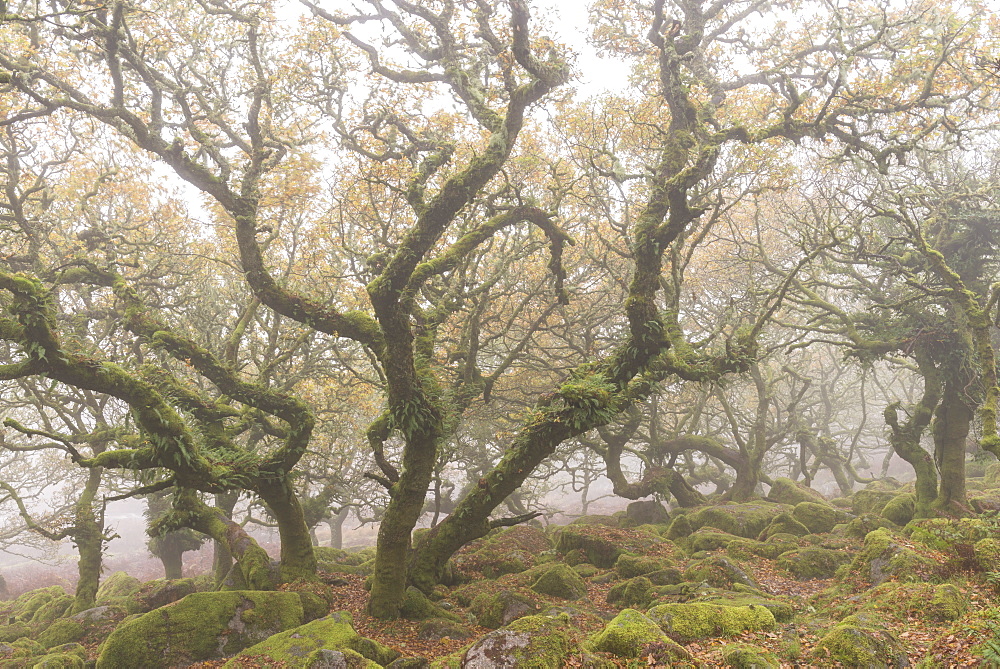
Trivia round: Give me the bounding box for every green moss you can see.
[929,584,967,621]
[767,478,827,506]
[844,513,898,539]
[776,548,851,580]
[665,514,694,540]
[29,595,72,626]
[880,493,916,526]
[587,609,690,661]
[615,554,672,578]
[7,587,67,622]
[223,610,398,667]
[530,564,588,600]
[792,502,851,534]
[30,651,87,668]
[606,577,654,609]
[720,642,780,668]
[849,528,937,586]
[975,537,1000,571]
[470,590,537,629]
[692,592,794,623]
[96,573,141,603]
[726,538,795,560]
[0,622,32,643]
[689,503,791,539]
[810,618,907,666]
[851,488,898,515]
[555,526,623,567]
[687,527,740,552]
[573,563,598,578]
[96,590,304,667]
[400,586,460,622]
[757,513,809,540]
[461,613,571,668]
[37,619,86,648]
[646,603,775,642]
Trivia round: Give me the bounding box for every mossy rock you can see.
[726,538,794,560]
[96,572,141,604]
[417,618,473,641]
[32,645,88,668]
[624,501,670,526]
[720,642,780,668]
[908,517,993,552]
[687,527,741,553]
[0,622,32,643]
[664,515,694,540]
[587,608,691,661]
[568,515,620,527]
[615,554,672,578]
[777,548,852,580]
[851,488,899,516]
[128,577,198,614]
[689,590,794,623]
[849,528,937,586]
[844,513,898,539]
[401,586,460,622]
[864,582,966,622]
[645,568,684,586]
[810,615,907,668]
[688,503,791,539]
[683,557,759,590]
[555,526,625,568]
[573,564,599,578]
[30,595,73,625]
[880,492,916,526]
[646,602,775,642]
[530,564,588,601]
[975,537,1000,571]
[6,636,44,657]
[6,586,67,623]
[471,590,538,629]
[223,610,398,668]
[606,577,654,609]
[792,502,852,534]
[37,619,86,649]
[767,477,827,506]
[96,590,305,668]
[757,513,809,540]
[461,613,571,668]
[453,526,551,579]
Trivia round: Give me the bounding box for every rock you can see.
[683,557,760,590]
[767,477,828,506]
[757,513,810,541]
[70,605,124,623]
[615,554,673,578]
[664,514,694,540]
[646,602,775,642]
[30,594,73,625]
[645,568,684,586]
[96,572,141,603]
[128,577,198,614]
[555,526,624,567]
[850,528,937,586]
[720,642,781,668]
[224,610,399,668]
[606,577,654,609]
[865,582,966,622]
[792,502,852,534]
[690,591,794,623]
[572,564,598,578]
[776,548,851,580]
[811,615,907,667]
[37,619,86,648]
[624,501,670,526]
[851,488,899,516]
[7,586,68,623]
[417,618,473,641]
[462,613,571,668]
[928,584,967,621]
[843,513,897,539]
[587,608,691,661]
[96,590,306,667]
[687,527,741,552]
[471,589,538,629]
[400,587,460,622]
[975,537,1000,571]
[726,538,796,560]
[530,564,588,600]
[879,493,916,526]
[688,502,791,539]
[453,526,551,579]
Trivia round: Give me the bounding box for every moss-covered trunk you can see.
[257,481,316,582]
[212,492,238,588]
[933,387,972,513]
[329,507,349,550]
[159,540,184,579]
[70,466,103,614]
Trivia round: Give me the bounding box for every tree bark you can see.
[256,481,317,582]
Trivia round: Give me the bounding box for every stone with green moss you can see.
[646,602,775,642]
[810,616,907,667]
[880,493,916,526]
[5,587,67,623]
[606,577,654,609]
[555,526,624,567]
[690,591,794,623]
[726,538,794,560]
[767,478,828,506]
[757,513,810,540]
[720,642,780,668]
[645,568,683,586]
[792,502,852,535]
[461,613,571,668]
[400,586,460,622]
[96,590,305,668]
[683,556,759,590]
[665,514,694,540]
[688,503,791,539]
[30,595,73,626]
[928,584,966,621]
[530,564,588,600]
[96,573,141,604]
[850,528,937,586]
[624,501,670,526]
[975,537,1000,571]
[0,622,32,643]
[844,513,897,539]
[7,637,45,657]
[587,608,691,661]
[573,563,598,578]
[908,517,993,551]
[687,527,740,553]
[851,488,899,516]
[223,610,398,668]
[776,548,851,580]
[30,651,87,668]
[37,619,86,649]
[470,590,538,629]
[128,577,198,614]
[615,553,672,578]
[862,582,965,622]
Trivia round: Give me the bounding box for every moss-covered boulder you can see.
[864,581,967,623]
[96,590,305,667]
[400,586,460,622]
[975,537,1000,571]
[646,602,775,642]
[767,477,827,506]
[645,568,684,586]
[32,646,88,668]
[461,613,571,668]
[849,528,937,586]
[5,586,68,623]
[851,488,899,516]
[928,584,967,621]
[777,548,851,580]
[688,502,791,539]
[606,577,654,609]
[688,589,794,623]
[452,525,551,579]
[810,615,907,668]
[757,513,810,540]
[665,514,694,540]
[223,610,398,668]
[95,572,141,603]
[726,538,795,560]
[530,564,588,601]
[683,556,760,590]
[615,553,673,578]
[30,594,74,625]
[417,618,473,642]
[555,526,624,568]
[624,500,670,526]
[587,608,691,662]
[128,577,198,614]
[880,492,916,526]
[37,619,86,649]
[844,513,897,539]
[792,502,852,534]
[471,590,538,629]
[720,642,780,668]
[687,527,741,553]
[0,622,32,643]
